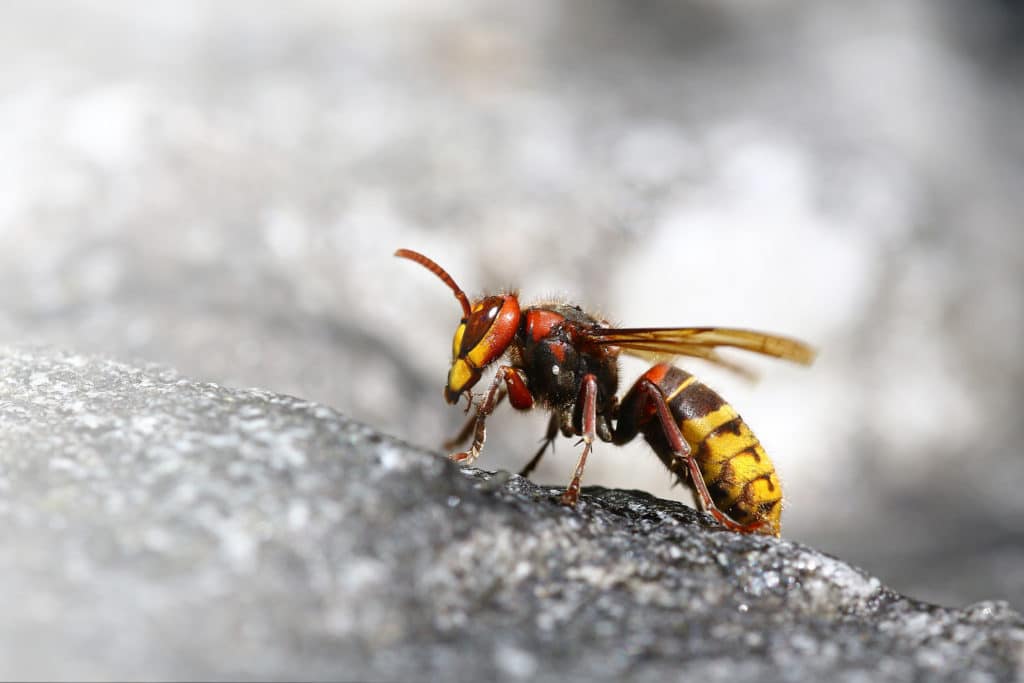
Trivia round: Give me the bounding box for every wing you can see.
[583,326,816,379]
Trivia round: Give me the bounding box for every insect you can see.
[395,248,815,536]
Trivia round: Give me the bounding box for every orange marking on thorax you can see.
[525,309,566,343]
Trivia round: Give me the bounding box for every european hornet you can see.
[396,248,816,536]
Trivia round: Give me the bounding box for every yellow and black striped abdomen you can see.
[655,365,783,535]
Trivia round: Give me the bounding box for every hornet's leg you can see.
[560,373,598,506]
[444,388,505,451]
[615,378,766,534]
[451,366,532,466]
[518,413,559,478]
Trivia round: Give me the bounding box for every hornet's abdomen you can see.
[644,364,782,535]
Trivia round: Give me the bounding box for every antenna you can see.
[394,249,473,318]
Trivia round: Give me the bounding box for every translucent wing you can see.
[583,326,816,379]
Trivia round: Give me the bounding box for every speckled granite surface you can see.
[1,347,1021,681]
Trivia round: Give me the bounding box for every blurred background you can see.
[1,1,1022,610]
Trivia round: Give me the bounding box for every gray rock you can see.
[1,346,1022,682]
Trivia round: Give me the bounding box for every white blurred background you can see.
[1,1,1022,609]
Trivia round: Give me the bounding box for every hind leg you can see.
[615,376,767,534]
[519,413,559,478]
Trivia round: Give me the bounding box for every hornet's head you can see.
[395,249,521,404]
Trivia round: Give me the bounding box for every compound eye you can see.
[458,296,504,356]
[454,294,522,371]
[451,321,466,359]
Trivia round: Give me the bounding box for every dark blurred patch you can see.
[944,0,1024,74]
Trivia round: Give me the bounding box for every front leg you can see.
[451,366,532,466]
[443,388,506,451]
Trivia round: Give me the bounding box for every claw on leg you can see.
[559,436,592,506]
[449,447,480,466]
[678,453,768,533]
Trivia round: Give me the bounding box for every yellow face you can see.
[446,319,476,401]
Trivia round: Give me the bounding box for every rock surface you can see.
[1,346,1022,681]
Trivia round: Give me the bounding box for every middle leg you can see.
[559,373,598,506]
